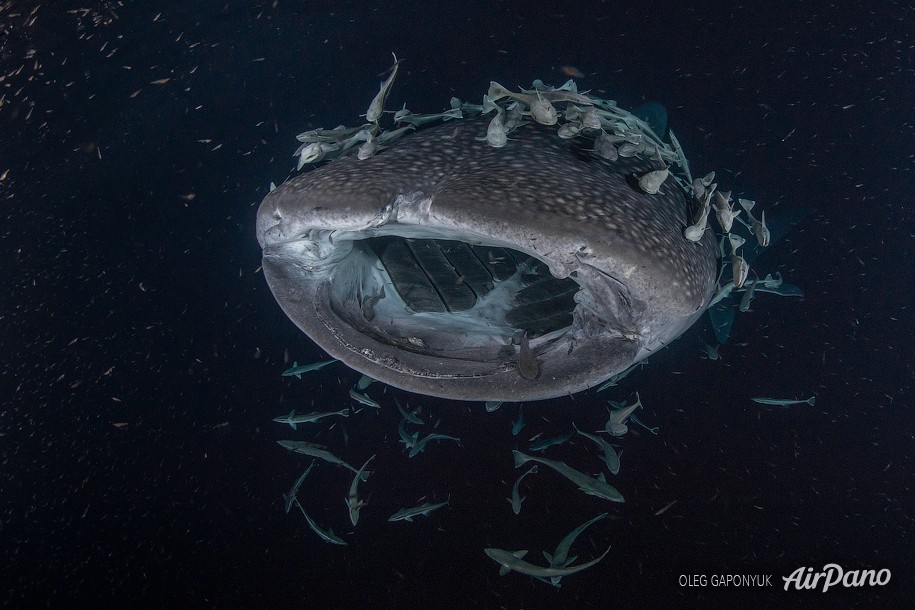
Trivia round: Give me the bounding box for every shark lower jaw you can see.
[261,222,644,402]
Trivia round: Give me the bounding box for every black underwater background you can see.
[1,1,913,608]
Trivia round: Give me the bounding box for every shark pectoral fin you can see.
[565,555,577,565]
[499,565,511,576]
[543,551,553,563]
[405,516,413,522]
[550,576,562,587]
[290,423,297,431]
[597,472,607,482]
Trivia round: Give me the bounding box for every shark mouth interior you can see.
[327,234,580,363]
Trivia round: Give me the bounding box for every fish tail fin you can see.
[807,396,816,406]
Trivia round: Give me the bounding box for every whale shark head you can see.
[257,117,718,401]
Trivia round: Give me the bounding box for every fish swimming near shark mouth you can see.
[257,99,720,401]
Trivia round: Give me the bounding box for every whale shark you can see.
[257,91,720,402]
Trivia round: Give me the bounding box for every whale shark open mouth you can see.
[359,236,579,348]
[257,114,720,402]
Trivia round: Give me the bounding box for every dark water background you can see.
[1,1,912,607]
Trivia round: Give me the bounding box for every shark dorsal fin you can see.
[512,550,528,559]
[597,472,607,482]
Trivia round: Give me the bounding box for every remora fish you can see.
[543,513,608,586]
[292,498,347,546]
[528,432,573,452]
[512,450,624,503]
[365,53,401,123]
[546,513,608,569]
[277,441,370,480]
[394,395,423,424]
[282,460,316,513]
[751,396,816,407]
[347,454,375,526]
[511,406,526,436]
[397,417,419,449]
[281,359,338,379]
[356,374,376,391]
[349,388,381,409]
[572,423,620,475]
[273,408,349,430]
[484,547,611,578]
[257,111,718,402]
[507,465,538,515]
[387,498,449,522]
[408,432,461,458]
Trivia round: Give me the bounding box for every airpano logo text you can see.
[783,564,891,592]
